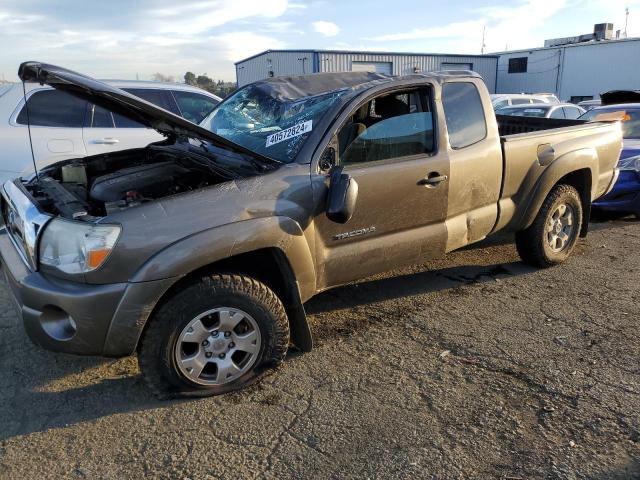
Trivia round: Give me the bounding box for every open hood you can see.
[18,61,268,161]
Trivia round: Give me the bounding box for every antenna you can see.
[481,25,486,54]
[21,80,39,181]
[625,7,629,38]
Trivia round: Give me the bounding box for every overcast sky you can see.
[0,0,638,83]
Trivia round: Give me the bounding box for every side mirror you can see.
[326,166,358,224]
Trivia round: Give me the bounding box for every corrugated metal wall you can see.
[236,50,498,92]
[496,39,640,101]
[317,52,497,92]
[236,51,316,87]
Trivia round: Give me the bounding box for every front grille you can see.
[1,180,52,270]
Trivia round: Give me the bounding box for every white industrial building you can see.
[235,50,498,92]
[496,24,640,102]
[235,25,640,103]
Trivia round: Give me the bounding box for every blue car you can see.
[580,104,640,218]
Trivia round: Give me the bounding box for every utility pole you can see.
[624,7,629,38]
[481,25,486,54]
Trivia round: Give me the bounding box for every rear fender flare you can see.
[517,148,597,231]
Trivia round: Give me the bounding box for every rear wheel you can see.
[138,274,289,398]
[516,184,583,268]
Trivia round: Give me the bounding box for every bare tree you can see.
[151,73,175,83]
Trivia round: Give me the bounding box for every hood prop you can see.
[21,80,39,181]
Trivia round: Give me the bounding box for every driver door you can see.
[313,87,450,289]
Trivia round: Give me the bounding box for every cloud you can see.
[312,20,340,37]
[366,0,571,52]
[152,0,290,34]
[369,20,484,42]
[215,32,287,61]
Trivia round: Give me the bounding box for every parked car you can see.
[577,99,601,111]
[580,104,640,217]
[491,93,560,109]
[0,80,221,182]
[0,62,621,397]
[496,103,586,119]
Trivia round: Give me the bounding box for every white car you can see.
[0,80,221,182]
[491,93,560,109]
[495,102,586,119]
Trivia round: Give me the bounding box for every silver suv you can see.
[0,80,221,182]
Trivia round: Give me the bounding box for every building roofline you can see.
[235,49,499,65]
[491,36,640,55]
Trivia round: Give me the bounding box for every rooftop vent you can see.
[544,22,614,47]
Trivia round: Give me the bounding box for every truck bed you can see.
[494,119,622,233]
[496,114,585,136]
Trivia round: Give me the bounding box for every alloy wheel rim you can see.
[546,203,575,253]
[174,307,261,386]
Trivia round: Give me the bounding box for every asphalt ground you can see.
[0,218,638,479]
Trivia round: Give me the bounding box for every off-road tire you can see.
[138,274,289,399]
[516,184,583,268]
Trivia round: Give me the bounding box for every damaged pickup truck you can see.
[0,62,621,397]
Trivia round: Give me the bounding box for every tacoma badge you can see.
[333,226,376,241]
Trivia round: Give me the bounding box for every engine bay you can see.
[25,143,252,220]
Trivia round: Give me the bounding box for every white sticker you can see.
[265,120,313,147]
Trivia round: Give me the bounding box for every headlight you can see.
[618,154,640,172]
[39,218,121,274]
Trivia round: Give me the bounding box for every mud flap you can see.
[286,302,313,352]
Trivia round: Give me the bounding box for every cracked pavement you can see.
[0,218,638,479]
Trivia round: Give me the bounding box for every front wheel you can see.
[516,184,583,268]
[138,274,290,398]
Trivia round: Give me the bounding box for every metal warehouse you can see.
[235,49,498,91]
[496,34,640,102]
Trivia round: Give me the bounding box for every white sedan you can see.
[0,80,221,182]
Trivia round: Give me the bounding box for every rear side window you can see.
[442,83,487,149]
[17,90,86,128]
[172,90,219,123]
[123,88,180,115]
[563,107,582,120]
[550,108,565,119]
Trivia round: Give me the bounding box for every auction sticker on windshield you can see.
[265,120,313,147]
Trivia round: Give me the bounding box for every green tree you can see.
[184,71,196,85]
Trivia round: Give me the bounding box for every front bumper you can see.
[0,227,175,357]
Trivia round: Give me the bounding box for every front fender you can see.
[515,148,598,231]
[130,216,317,301]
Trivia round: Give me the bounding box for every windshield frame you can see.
[200,84,352,164]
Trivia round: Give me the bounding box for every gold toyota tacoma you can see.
[0,62,621,397]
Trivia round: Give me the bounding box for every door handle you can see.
[418,173,448,186]
[93,138,120,145]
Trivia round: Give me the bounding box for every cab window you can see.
[338,89,435,166]
[442,82,487,149]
